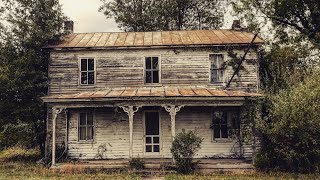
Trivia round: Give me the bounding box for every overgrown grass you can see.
[0,146,40,162]
[0,148,319,179]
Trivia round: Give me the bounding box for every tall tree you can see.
[0,0,66,155]
[231,0,320,47]
[99,0,225,31]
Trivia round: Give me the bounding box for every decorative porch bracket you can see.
[120,106,141,160]
[162,105,184,141]
[52,106,65,166]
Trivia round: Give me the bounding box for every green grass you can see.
[0,148,319,180]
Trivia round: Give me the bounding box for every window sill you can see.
[212,138,234,143]
[78,85,96,89]
[144,83,162,87]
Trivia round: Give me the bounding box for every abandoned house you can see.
[42,22,264,169]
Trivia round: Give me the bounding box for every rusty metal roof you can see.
[46,29,264,49]
[42,86,262,102]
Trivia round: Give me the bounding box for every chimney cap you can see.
[232,20,242,30]
[64,20,74,33]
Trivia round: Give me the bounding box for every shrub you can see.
[171,129,203,174]
[129,156,145,170]
[256,72,320,172]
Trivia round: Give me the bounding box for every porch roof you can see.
[42,86,262,103]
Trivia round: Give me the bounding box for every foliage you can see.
[0,146,40,162]
[41,144,68,167]
[171,129,202,174]
[0,0,66,155]
[99,0,225,31]
[231,0,320,48]
[255,71,320,173]
[129,156,145,170]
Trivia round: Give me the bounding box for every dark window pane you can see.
[146,57,151,69]
[145,112,159,135]
[153,137,159,144]
[79,127,86,140]
[146,145,152,152]
[152,57,158,69]
[87,113,93,125]
[211,59,217,69]
[88,59,94,70]
[146,71,152,83]
[88,72,95,84]
[221,125,228,138]
[213,111,223,124]
[211,70,217,83]
[213,125,220,138]
[153,71,159,83]
[154,145,160,152]
[81,72,88,84]
[87,126,93,140]
[218,70,224,82]
[221,112,227,124]
[146,137,152,144]
[81,59,87,71]
[80,113,86,125]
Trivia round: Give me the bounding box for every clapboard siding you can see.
[48,48,259,95]
[47,107,255,159]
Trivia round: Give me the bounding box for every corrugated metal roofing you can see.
[46,29,264,49]
[42,86,262,102]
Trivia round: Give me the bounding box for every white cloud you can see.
[59,0,120,33]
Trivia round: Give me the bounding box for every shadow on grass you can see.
[0,147,40,163]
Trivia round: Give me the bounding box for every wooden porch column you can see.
[162,105,184,141]
[51,107,64,166]
[120,106,140,160]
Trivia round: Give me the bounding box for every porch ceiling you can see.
[42,86,262,103]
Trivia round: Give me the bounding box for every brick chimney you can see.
[64,20,74,33]
[231,20,241,30]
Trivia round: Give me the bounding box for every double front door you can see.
[145,111,160,154]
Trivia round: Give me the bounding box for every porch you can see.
[52,158,254,174]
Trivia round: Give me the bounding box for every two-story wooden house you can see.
[42,27,263,167]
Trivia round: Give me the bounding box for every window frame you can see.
[79,57,96,86]
[211,108,240,142]
[208,53,226,84]
[144,56,161,85]
[78,111,95,142]
[143,110,162,156]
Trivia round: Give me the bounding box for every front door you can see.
[145,111,160,154]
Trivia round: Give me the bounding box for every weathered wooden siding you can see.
[46,107,254,159]
[48,48,258,95]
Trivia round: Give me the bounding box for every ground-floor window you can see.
[79,112,94,141]
[211,109,240,140]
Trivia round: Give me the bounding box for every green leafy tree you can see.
[100,0,225,31]
[256,71,320,172]
[231,0,320,47]
[0,0,66,155]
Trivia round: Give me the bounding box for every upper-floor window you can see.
[210,54,225,83]
[80,58,95,85]
[145,57,160,84]
[79,112,94,141]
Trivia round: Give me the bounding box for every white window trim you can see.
[143,56,161,85]
[143,110,162,156]
[77,110,96,143]
[78,57,97,86]
[208,53,227,85]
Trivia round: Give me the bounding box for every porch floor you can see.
[52,158,254,173]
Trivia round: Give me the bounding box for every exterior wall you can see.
[48,48,259,95]
[47,107,255,160]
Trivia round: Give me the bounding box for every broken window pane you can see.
[81,59,87,71]
[210,54,225,83]
[88,59,94,70]
[152,57,158,69]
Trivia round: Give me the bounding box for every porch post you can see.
[162,105,184,141]
[120,106,141,160]
[51,107,63,166]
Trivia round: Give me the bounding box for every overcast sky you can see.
[59,0,234,33]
